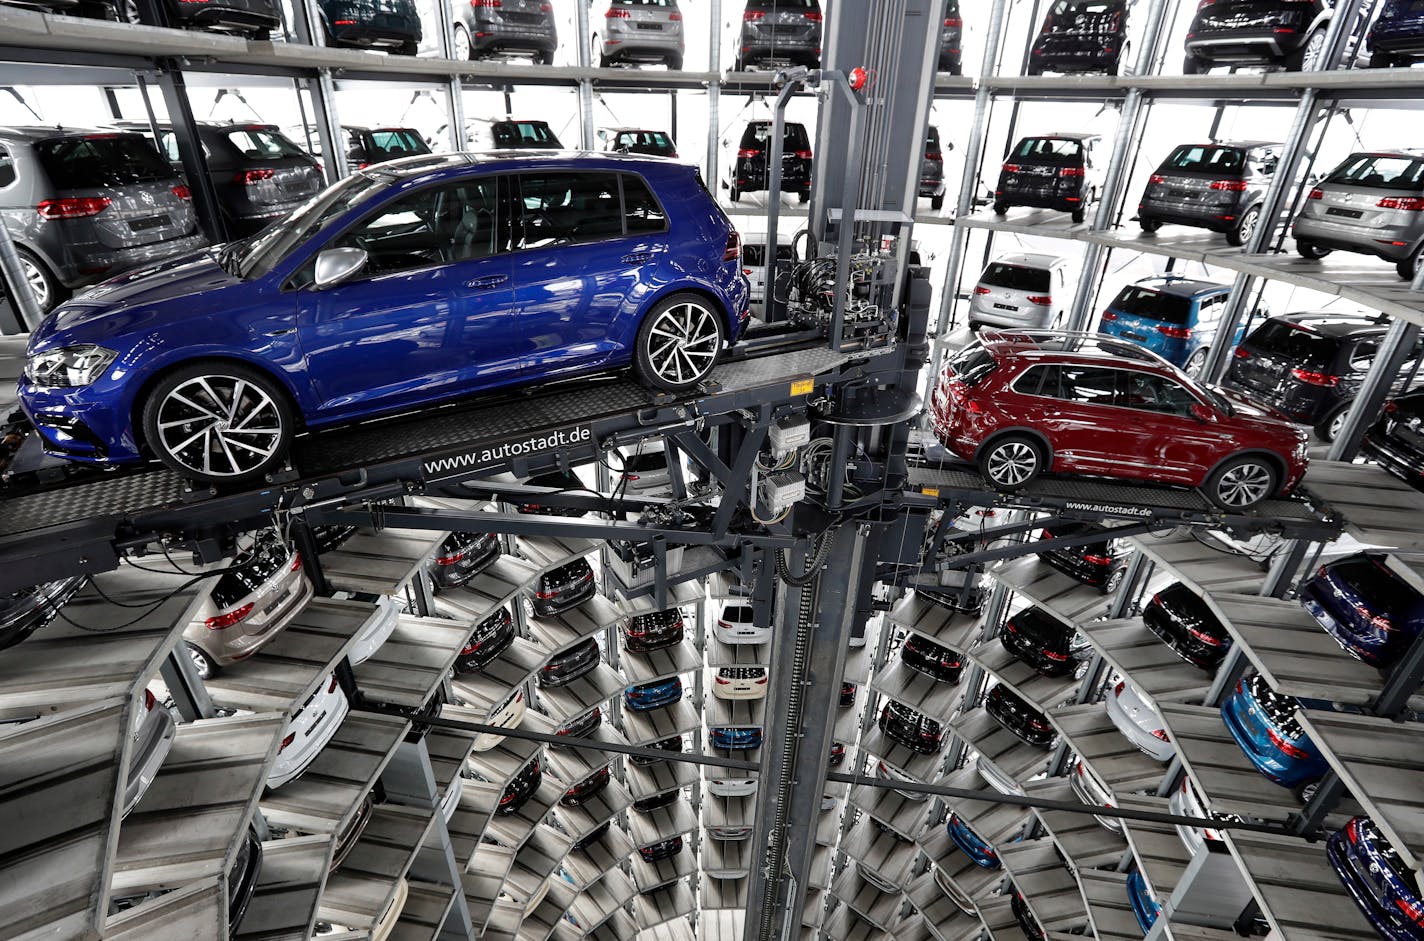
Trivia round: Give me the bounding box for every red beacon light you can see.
[849,67,869,91]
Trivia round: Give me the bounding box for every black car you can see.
[488,119,564,150]
[451,0,556,63]
[553,706,603,744]
[1138,141,1281,246]
[572,819,611,851]
[828,741,846,768]
[917,583,988,616]
[531,558,596,618]
[729,120,812,204]
[940,0,963,74]
[878,701,946,754]
[900,632,965,683]
[227,825,264,934]
[1368,0,1424,68]
[622,608,685,653]
[1011,887,1047,941]
[367,689,443,744]
[605,128,678,158]
[0,576,83,652]
[638,835,684,862]
[320,0,421,53]
[1225,312,1422,442]
[736,0,823,70]
[539,637,601,687]
[341,126,430,172]
[985,684,1056,748]
[517,469,587,516]
[1000,606,1090,678]
[427,531,499,589]
[560,765,611,806]
[994,132,1101,223]
[1037,523,1127,593]
[839,682,857,707]
[630,734,682,767]
[1183,0,1332,74]
[1364,390,1424,492]
[632,788,681,812]
[921,125,947,211]
[1143,582,1232,671]
[455,606,515,673]
[166,0,279,37]
[329,795,374,872]
[1027,0,1129,76]
[498,756,543,815]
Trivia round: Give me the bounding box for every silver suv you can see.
[451,0,557,64]
[1293,150,1424,280]
[967,252,1074,330]
[0,127,207,315]
[736,0,823,71]
[595,0,685,69]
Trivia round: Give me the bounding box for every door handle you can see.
[621,252,653,265]
[466,274,509,289]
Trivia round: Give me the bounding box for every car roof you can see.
[991,252,1072,268]
[605,127,667,134]
[361,150,685,180]
[979,330,1173,370]
[342,124,419,132]
[0,125,141,142]
[1353,149,1424,160]
[1178,140,1281,150]
[1029,131,1101,142]
[1270,311,1391,337]
[1126,276,1229,298]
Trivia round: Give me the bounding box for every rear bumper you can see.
[1370,21,1424,56]
[52,230,209,290]
[739,39,820,66]
[1362,429,1424,492]
[1185,28,1308,63]
[1326,835,1420,941]
[1138,195,1244,232]
[1299,583,1395,667]
[1293,215,1422,263]
[1039,548,1115,586]
[472,24,556,55]
[734,161,812,193]
[172,0,280,29]
[329,20,420,47]
[967,297,1053,330]
[997,182,1085,212]
[1030,38,1118,72]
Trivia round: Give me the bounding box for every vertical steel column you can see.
[707,0,722,188]
[428,0,466,152]
[1327,319,1421,461]
[153,69,229,244]
[0,217,41,332]
[576,0,595,150]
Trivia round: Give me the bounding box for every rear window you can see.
[740,122,810,150]
[1246,319,1337,369]
[1327,154,1424,192]
[947,345,997,387]
[1110,286,1192,326]
[368,129,428,159]
[723,605,754,623]
[926,127,941,154]
[981,262,1051,293]
[494,122,558,147]
[746,0,818,8]
[741,243,795,266]
[616,130,673,150]
[612,0,675,5]
[1010,137,1084,163]
[1050,0,1122,12]
[36,134,176,187]
[1161,144,1245,175]
[225,128,308,161]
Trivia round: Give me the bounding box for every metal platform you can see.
[905,869,990,936]
[230,835,330,941]
[1076,869,1144,941]
[996,839,1091,934]
[1076,618,1211,706]
[831,869,903,929]
[1115,793,1192,902]
[991,557,1118,628]
[1224,829,1379,941]
[1049,703,1168,800]
[1026,779,1128,870]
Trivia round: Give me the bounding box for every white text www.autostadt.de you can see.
[424,427,592,476]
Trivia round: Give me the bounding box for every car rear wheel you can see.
[1103,567,1126,595]
[666,54,682,70]
[1293,779,1320,803]
[1370,52,1399,69]
[1397,244,1423,281]
[16,248,64,315]
[993,201,1008,215]
[1139,215,1163,233]
[1071,205,1086,224]
[1183,54,1206,74]
[1316,404,1351,443]
[1296,239,1331,260]
[1183,347,1209,379]
[931,192,944,211]
[634,294,725,391]
[1286,28,1326,72]
[452,24,471,60]
[979,435,1044,491]
[142,361,295,483]
[1227,205,1260,247]
[396,40,418,56]
[536,50,554,66]
[1204,455,1278,509]
[729,185,740,203]
[186,642,218,680]
[798,190,809,204]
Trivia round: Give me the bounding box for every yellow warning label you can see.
[790,378,813,396]
[922,487,940,498]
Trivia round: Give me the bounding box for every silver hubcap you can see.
[987,442,1037,487]
[1302,32,1325,70]
[1239,209,1258,241]
[454,28,470,59]
[156,375,283,477]
[645,302,720,385]
[188,646,211,678]
[21,258,49,308]
[1216,462,1272,507]
[1329,410,1348,440]
[1184,350,1207,379]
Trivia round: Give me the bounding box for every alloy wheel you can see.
[453,26,471,60]
[644,301,720,386]
[20,256,50,310]
[1328,409,1349,442]
[187,643,215,679]
[986,442,1038,487]
[155,374,285,478]
[1237,207,1259,244]
[1183,348,1209,379]
[1300,31,1326,72]
[1215,461,1273,508]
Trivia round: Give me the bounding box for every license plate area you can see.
[1327,207,1363,219]
[994,303,1018,311]
[128,215,168,232]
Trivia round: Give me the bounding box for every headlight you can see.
[26,345,117,388]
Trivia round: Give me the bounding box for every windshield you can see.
[237,172,389,279]
[1327,153,1424,192]
[37,134,177,187]
[1246,319,1336,369]
[224,127,308,161]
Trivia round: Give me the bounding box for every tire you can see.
[1296,239,1331,260]
[1203,455,1278,510]
[1285,28,1326,72]
[1071,205,1087,224]
[1315,404,1350,443]
[1026,61,1045,76]
[16,248,65,316]
[1139,215,1163,233]
[931,192,944,211]
[633,293,725,391]
[1227,205,1260,247]
[1183,54,1206,75]
[1102,567,1126,596]
[993,201,1008,216]
[396,40,418,56]
[1397,244,1423,281]
[978,434,1045,491]
[536,49,554,66]
[798,190,809,204]
[118,0,140,24]
[600,52,613,68]
[250,27,272,41]
[666,54,682,70]
[186,642,219,680]
[947,62,962,76]
[1183,347,1209,380]
[452,24,472,60]
[141,360,295,483]
[1369,52,1398,69]
[729,186,740,203]
[734,55,746,72]
[1293,779,1320,803]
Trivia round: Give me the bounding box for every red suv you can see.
[929,331,1309,509]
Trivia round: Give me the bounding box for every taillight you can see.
[1265,725,1309,759]
[1149,174,1166,184]
[1308,187,1324,200]
[715,676,730,685]
[473,0,499,5]
[1042,649,1068,662]
[1114,680,1126,695]
[1385,401,1400,415]
[1210,179,1249,192]
[724,230,741,262]
[926,151,942,161]
[1233,347,1251,359]
[328,675,338,693]
[804,10,821,20]
[964,400,982,414]
[278,732,296,752]
[461,638,482,655]
[535,588,557,599]
[1100,310,1118,322]
[206,602,254,630]
[36,197,111,219]
[1082,554,1113,565]
[974,286,991,295]
[606,7,630,17]
[669,11,681,20]
[1290,367,1339,387]
[235,168,276,184]
[1378,196,1424,211]
[1157,325,1192,339]
[1151,729,1170,741]
[756,676,768,684]
[743,9,764,19]
[1058,166,1085,178]
[1026,295,1052,306]
[1356,604,1393,632]
[1186,625,1224,647]
[1003,163,1021,173]
[1346,817,1360,843]
[290,552,302,571]
[1396,898,1424,928]
[794,149,813,160]
[737,148,762,159]
[436,550,466,566]
[144,689,156,710]
[945,16,961,26]
[172,184,192,200]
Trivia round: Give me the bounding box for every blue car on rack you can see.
[1328,815,1424,941]
[624,677,683,711]
[1097,276,1240,375]
[1221,674,1329,797]
[18,152,749,484]
[946,813,1000,869]
[709,726,763,750]
[1126,870,1163,933]
[1300,553,1424,670]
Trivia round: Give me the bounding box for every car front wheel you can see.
[633,294,725,391]
[452,24,471,60]
[142,361,295,483]
[1204,455,1278,509]
[979,435,1044,491]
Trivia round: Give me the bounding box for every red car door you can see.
[1039,364,1127,474]
[1114,369,1231,485]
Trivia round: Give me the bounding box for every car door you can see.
[1039,364,1129,473]
[509,170,667,376]
[295,176,517,418]
[1116,370,1228,484]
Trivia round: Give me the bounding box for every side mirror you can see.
[1190,402,1217,424]
[314,246,367,288]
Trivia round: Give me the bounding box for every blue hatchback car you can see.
[19,152,748,483]
[946,813,1000,869]
[1301,553,1424,670]
[1126,870,1162,933]
[1329,816,1424,941]
[1221,674,1329,795]
[709,726,763,750]
[624,677,683,711]
[1097,276,1239,375]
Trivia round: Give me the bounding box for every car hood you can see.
[1213,385,1308,438]
[29,250,240,353]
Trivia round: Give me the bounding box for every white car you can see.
[124,687,177,816]
[713,603,769,644]
[497,876,551,915]
[820,793,838,811]
[860,864,900,894]
[876,759,926,802]
[1170,776,1242,854]
[469,687,526,753]
[973,753,1026,797]
[1068,759,1120,832]
[935,865,977,915]
[706,824,754,840]
[711,666,769,700]
[966,251,1074,331]
[1105,678,1173,762]
[707,777,758,798]
[347,594,398,665]
[267,674,349,789]
[372,878,409,941]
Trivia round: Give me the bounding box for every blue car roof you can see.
[1129,276,1229,299]
[365,149,685,181]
